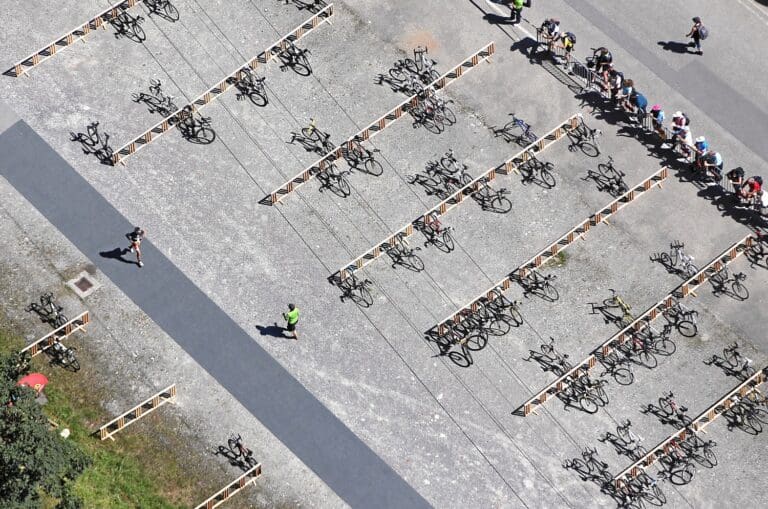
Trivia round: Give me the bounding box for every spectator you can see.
[650,105,666,141]
[616,79,634,112]
[540,18,561,53]
[592,47,613,75]
[557,31,577,67]
[630,90,648,122]
[741,176,763,202]
[686,17,705,55]
[607,69,624,101]
[726,167,745,194]
[702,150,723,181]
[692,136,709,170]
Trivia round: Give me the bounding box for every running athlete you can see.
[127,227,146,267]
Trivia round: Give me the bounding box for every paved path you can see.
[0,102,429,509]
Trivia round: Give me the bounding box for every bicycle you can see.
[49,338,80,372]
[599,349,634,386]
[317,161,351,198]
[745,232,768,268]
[661,439,697,485]
[428,165,472,194]
[683,432,717,468]
[593,156,629,196]
[407,172,451,199]
[603,289,634,328]
[27,293,68,328]
[439,149,469,175]
[567,117,602,157]
[386,235,425,272]
[132,79,177,116]
[485,288,524,327]
[518,151,557,188]
[345,140,383,176]
[633,322,677,357]
[710,266,749,300]
[177,109,216,144]
[613,419,647,460]
[518,271,558,302]
[339,268,374,307]
[227,434,259,469]
[564,447,613,483]
[662,299,699,337]
[498,113,538,147]
[528,337,572,375]
[722,342,757,378]
[110,10,146,42]
[390,46,440,84]
[658,241,698,279]
[562,373,608,413]
[145,0,180,21]
[422,213,455,253]
[619,331,658,369]
[658,392,693,427]
[235,67,268,107]
[300,118,335,153]
[727,393,768,433]
[278,41,312,76]
[473,180,513,214]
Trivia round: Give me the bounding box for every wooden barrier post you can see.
[195,464,263,509]
[21,311,90,357]
[96,384,177,440]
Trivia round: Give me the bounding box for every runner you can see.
[283,303,300,340]
[126,227,146,268]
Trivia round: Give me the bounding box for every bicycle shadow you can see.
[213,444,253,472]
[641,402,687,428]
[70,122,115,166]
[110,11,146,43]
[703,354,754,381]
[374,72,406,95]
[598,431,642,460]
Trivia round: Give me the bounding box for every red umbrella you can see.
[17,373,49,395]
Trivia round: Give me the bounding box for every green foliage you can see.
[0,350,90,508]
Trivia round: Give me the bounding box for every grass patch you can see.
[0,324,220,509]
[544,251,568,268]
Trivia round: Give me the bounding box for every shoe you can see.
[138,261,144,267]
[130,247,136,253]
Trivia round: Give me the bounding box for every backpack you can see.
[564,32,576,44]
[698,25,709,40]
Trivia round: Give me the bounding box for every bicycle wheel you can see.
[677,318,698,338]
[53,314,68,328]
[406,252,425,272]
[356,286,373,307]
[66,354,81,372]
[683,263,699,279]
[638,350,658,369]
[596,163,612,178]
[442,230,455,252]
[594,385,609,405]
[700,448,717,468]
[293,54,312,76]
[337,176,351,197]
[580,141,600,157]
[486,317,511,336]
[507,305,523,326]
[363,157,384,176]
[244,454,259,468]
[440,156,458,174]
[613,366,635,386]
[422,116,443,135]
[731,281,749,300]
[630,444,647,461]
[723,347,740,367]
[489,195,513,214]
[164,2,180,21]
[227,437,241,456]
[389,66,409,82]
[653,338,676,356]
[401,58,418,74]
[132,23,146,42]
[539,165,557,188]
[658,397,674,416]
[642,484,665,506]
[542,282,559,302]
[442,107,457,126]
[579,394,600,414]
[465,331,488,351]
[448,349,472,367]
[195,126,216,145]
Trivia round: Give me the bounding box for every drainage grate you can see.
[67,271,100,299]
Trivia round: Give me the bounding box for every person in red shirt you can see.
[740,176,763,201]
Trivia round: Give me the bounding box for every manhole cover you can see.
[74,277,93,292]
[67,271,100,299]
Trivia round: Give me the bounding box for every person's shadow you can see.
[255,323,287,338]
[99,247,138,266]
[658,41,692,54]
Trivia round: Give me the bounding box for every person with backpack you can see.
[629,90,648,123]
[726,167,745,195]
[556,31,576,67]
[686,17,707,55]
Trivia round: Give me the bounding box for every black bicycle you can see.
[710,266,749,300]
[26,293,68,328]
[422,214,455,253]
[317,161,351,198]
[227,434,259,469]
[518,151,556,188]
[567,117,601,157]
[235,67,268,107]
[278,41,312,76]
[473,180,513,213]
[49,338,80,372]
[110,10,146,43]
[589,156,629,196]
[386,236,425,272]
[345,140,383,176]
[177,109,216,144]
[662,299,698,337]
[518,271,558,301]
[339,268,374,307]
[145,0,180,21]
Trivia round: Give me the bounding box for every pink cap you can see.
[651,104,661,111]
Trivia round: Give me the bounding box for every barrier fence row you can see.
[337,113,580,280]
[96,384,177,440]
[514,232,756,417]
[612,368,767,488]
[430,166,669,337]
[261,41,497,205]
[110,4,335,165]
[4,0,147,78]
[194,464,263,509]
[21,311,90,357]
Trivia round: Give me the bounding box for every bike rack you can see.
[429,166,669,339]
[514,233,756,417]
[20,311,90,358]
[612,368,767,488]
[261,41,497,205]
[96,384,177,440]
[3,0,148,78]
[110,4,335,165]
[334,113,580,281]
[194,464,263,509]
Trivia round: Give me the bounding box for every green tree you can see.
[0,351,91,508]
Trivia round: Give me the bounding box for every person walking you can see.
[509,0,524,24]
[686,17,706,55]
[126,227,146,267]
[282,303,300,340]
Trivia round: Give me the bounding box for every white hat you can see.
[695,136,706,142]
[673,111,683,118]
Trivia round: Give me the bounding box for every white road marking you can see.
[737,0,768,26]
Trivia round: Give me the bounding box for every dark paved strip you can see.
[0,119,430,509]
[567,0,768,163]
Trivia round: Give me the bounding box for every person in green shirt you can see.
[283,303,300,340]
[510,0,525,24]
